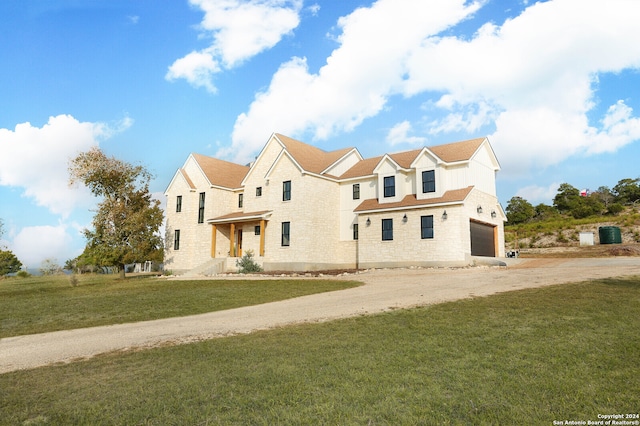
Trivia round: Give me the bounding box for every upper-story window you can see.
[283,180,291,201]
[176,195,182,213]
[198,192,205,223]
[383,176,395,198]
[256,187,262,197]
[422,170,435,193]
[382,218,393,240]
[353,184,360,200]
[238,193,243,208]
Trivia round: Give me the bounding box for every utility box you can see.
[579,232,594,246]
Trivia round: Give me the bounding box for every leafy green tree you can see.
[534,203,559,221]
[506,196,535,224]
[593,186,614,208]
[0,250,22,276]
[553,183,581,213]
[69,147,164,279]
[553,183,603,218]
[613,178,640,204]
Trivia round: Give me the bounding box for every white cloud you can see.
[0,114,131,217]
[227,0,640,172]
[226,0,480,162]
[167,0,303,92]
[515,182,561,205]
[11,224,77,268]
[386,121,426,146]
[166,50,221,93]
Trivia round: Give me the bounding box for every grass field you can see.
[1,276,638,425]
[0,274,361,338]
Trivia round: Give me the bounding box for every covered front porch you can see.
[207,210,272,262]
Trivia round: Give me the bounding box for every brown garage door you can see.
[470,221,495,257]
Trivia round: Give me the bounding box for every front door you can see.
[236,229,243,257]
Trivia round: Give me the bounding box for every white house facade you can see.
[164,133,506,274]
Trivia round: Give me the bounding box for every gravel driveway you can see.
[2,257,639,374]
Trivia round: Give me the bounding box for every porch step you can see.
[182,258,226,277]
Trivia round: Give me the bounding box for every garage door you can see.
[470,221,495,257]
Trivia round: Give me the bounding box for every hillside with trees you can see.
[505,178,640,256]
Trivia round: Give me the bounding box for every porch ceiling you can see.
[207,210,272,224]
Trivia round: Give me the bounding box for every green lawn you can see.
[0,274,361,338]
[1,277,638,425]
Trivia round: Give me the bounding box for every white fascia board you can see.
[356,200,464,215]
[240,132,281,186]
[264,149,304,180]
[409,147,444,168]
[320,148,364,175]
[372,154,407,174]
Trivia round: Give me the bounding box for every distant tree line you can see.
[506,178,640,224]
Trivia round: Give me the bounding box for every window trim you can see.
[383,176,395,198]
[283,180,291,201]
[173,229,181,250]
[353,223,359,240]
[198,192,205,223]
[238,193,243,208]
[421,215,434,239]
[382,218,393,241]
[176,195,182,213]
[281,221,290,246]
[422,170,436,193]
[254,225,261,236]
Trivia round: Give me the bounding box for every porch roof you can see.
[207,210,272,225]
[354,186,474,213]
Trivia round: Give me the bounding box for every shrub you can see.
[236,250,263,274]
[16,270,31,278]
[69,274,79,287]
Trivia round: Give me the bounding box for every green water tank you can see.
[598,226,622,244]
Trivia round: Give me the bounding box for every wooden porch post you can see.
[259,219,266,257]
[230,223,235,257]
[211,225,217,258]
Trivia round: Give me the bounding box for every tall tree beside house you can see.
[505,196,535,224]
[69,147,164,279]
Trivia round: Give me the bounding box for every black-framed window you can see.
[256,187,262,197]
[422,170,435,193]
[283,180,291,201]
[353,223,359,240]
[176,195,182,213]
[353,184,360,200]
[198,192,205,223]
[238,193,243,208]
[421,215,434,239]
[281,222,290,246]
[383,176,395,198]
[255,225,261,236]
[174,229,181,250]
[382,218,393,241]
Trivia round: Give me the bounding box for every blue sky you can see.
[1,0,640,268]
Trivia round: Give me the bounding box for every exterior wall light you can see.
[477,205,483,214]
[366,217,371,226]
[491,210,497,218]
[442,210,448,220]
[403,213,408,222]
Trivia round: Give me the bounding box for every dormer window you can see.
[383,176,395,198]
[422,170,435,193]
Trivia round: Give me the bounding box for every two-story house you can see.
[164,133,506,274]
